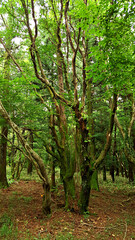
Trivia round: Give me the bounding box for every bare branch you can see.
[128,100,135,137]
[0,15,8,28]
[21,0,33,42]
[50,0,58,22]
[65,0,75,52]
[114,115,125,139]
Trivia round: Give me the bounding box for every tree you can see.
[0,15,12,187]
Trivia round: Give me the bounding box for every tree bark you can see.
[128,162,134,183]
[78,92,117,213]
[27,131,33,174]
[103,165,107,181]
[51,160,56,188]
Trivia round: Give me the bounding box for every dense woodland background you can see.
[0,0,135,224]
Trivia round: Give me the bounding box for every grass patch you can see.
[18,196,33,203]
[9,194,33,208]
[0,213,18,240]
[125,214,135,226]
[6,166,41,183]
[6,165,61,183]
[12,191,21,195]
[55,232,75,240]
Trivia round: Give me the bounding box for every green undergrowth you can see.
[32,233,83,240]
[6,166,61,184]
[98,173,135,194]
[6,165,135,196]
[9,194,33,208]
[6,166,41,183]
[6,165,135,197]
[0,213,18,240]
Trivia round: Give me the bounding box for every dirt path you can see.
[0,180,135,239]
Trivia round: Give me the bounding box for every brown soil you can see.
[0,180,135,240]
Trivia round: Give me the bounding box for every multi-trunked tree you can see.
[0,0,134,213]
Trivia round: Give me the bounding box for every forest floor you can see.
[0,174,135,240]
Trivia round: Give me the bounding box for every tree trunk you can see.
[15,153,24,180]
[78,77,95,213]
[110,124,117,182]
[51,159,56,189]
[42,182,51,214]
[0,126,9,188]
[10,131,16,179]
[60,150,75,210]
[79,164,93,213]
[128,162,134,183]
[91,170,99,191]
[120,163,124,177]
[61,173,75,210]
[27,131,33,174]
[110,164,115,182]
[124,167,129,178]
[103,165,107,181]
[27,160,33,175]
[0,41,10,188]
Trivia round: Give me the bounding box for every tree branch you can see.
[94,93,117,168]
[0,38,24,74]
[31,0,38,41]
[128,99,135,137]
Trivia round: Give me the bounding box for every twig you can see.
[122,198,131,203]
[81,222,122,230]
[123,221,127,240]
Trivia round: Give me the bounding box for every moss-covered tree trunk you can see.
[79,166,93,214]
[59,148,75,209]
[78,129,94,213]
[79,77,95,213]
[91,170,99,191]
[78,91,117,213]
[55,16,75,209]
